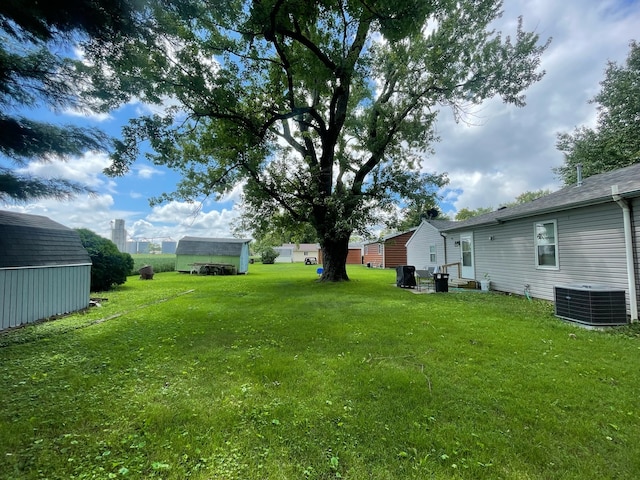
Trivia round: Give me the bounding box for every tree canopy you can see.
[455,206,494,221]
[85,0,549,281]
[0,0,138,202]
[556,41,640,185]
[393,198,447,231]
[454,189,551,220]
[500,189,551,208]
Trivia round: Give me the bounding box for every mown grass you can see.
[1,264,640,479]
[130,254,176,274]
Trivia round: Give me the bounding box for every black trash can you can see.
[396,265,416,288]
[433,272,449,292]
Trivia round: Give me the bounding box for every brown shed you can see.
[363,228,416,268]
[346,244,363,265]
[381,230,416,268]
[363,240,383,267]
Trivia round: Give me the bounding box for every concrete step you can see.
[448,278,478,289]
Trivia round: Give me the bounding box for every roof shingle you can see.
[444,163,640,232]
[0,211,91,268]
[176,236,250,256]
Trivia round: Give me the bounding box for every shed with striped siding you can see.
[441,164,640,321]
[363,229,416,268]
[175,236,251,273]
[0,210,92,330]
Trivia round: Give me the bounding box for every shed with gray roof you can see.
[1,210,92,330]
[436,163,640,321]
[175,236,251,273]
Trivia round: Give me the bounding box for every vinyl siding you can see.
[1,265,91,330]
[466,202,631,310]
[346,248,362,264]
[632,197,640,312]
[175,239,250,273]
[176,254,242,272]
[383,231,414,268]
[406,222,446,269]
[441,238,462,281]
[274,247,294,263]
[363,243,383,267]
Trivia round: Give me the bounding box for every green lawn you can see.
[1,264,639,479]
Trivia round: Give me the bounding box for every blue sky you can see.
[3,0,640,242]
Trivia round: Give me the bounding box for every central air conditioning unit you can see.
[554,284,628,326]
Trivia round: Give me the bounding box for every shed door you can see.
[460,232,475,279]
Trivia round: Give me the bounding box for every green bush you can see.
[260,246,279,264]
[76,228,134,291]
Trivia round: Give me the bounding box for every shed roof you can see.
[0,210,91,268]
[176,236,250,256]
[443,163,640,232]
[363,228,418,246]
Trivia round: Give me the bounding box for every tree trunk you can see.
[319,234,350,282]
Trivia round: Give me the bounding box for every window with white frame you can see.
[535,220,558,269]
[429,245,437,263]
[377,244,383,255]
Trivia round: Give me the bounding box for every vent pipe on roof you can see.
[576,164,583,186]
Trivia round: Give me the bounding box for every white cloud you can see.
[135,165,165,179]
[16,151,113,189]
[219,181,246,204]
[427,0,640,214]
[4,194,121,238]
[139,201,243,239]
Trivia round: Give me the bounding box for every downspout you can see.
[440,232,448,267]
[612,185,638,322]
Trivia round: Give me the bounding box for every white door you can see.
[460,232,475,279]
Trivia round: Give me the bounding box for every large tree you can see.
[556,41,640,185]
[392,195,448,231]
[86,0,549,281]
[0,0,138,202]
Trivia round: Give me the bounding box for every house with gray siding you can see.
[439,164,640,321]
[0,210,92,330]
